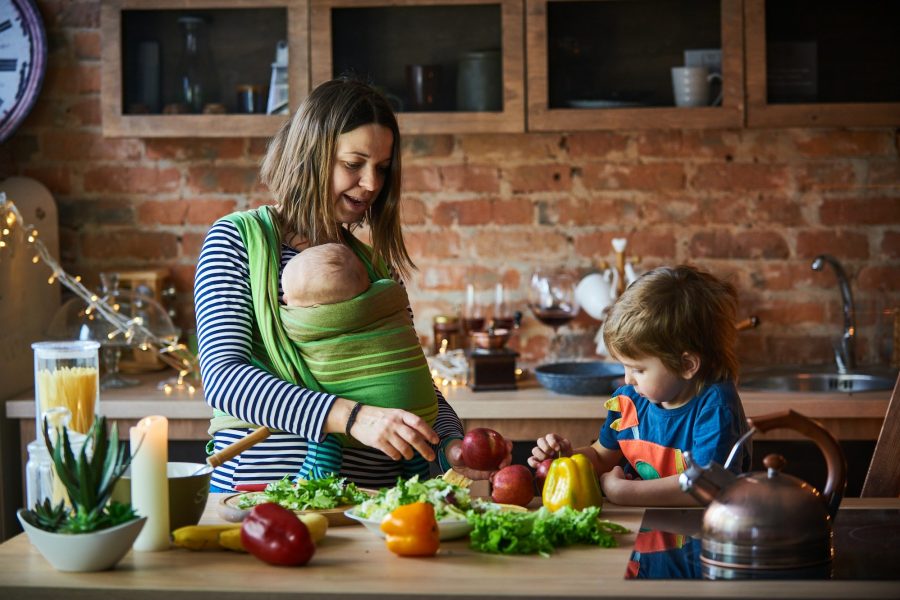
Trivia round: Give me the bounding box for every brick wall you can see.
[2,1,898,369]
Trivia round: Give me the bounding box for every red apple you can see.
[461,428,507,471]
[534,458,554,491]
[491,465,535,507]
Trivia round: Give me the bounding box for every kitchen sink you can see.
[741,367,898,393]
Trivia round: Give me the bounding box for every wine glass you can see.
[461,284,486,341]
[528,269,580,363]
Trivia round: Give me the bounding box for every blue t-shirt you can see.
[599,381,751,479]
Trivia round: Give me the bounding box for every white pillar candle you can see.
[495,283,503,307]
[130,415,170,551]
[466,284,475,308]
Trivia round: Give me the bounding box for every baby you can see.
[281,243,438,480]
[282,242,371,308]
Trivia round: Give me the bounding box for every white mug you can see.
[671,66,722,107]
[575,270,616,321]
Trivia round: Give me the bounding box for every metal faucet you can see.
[811,254,856,372]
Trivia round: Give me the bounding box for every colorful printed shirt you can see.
[598,381,751,480]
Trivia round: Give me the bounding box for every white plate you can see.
[344,509,473,541]
[566,99,644,109]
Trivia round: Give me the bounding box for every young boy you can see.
[528,265,751,506]
[281,243,438,480]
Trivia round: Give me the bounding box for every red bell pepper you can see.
[241,502,315,566]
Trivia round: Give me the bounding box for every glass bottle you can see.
[175,16,219,113]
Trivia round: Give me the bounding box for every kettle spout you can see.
[678,451,737,506]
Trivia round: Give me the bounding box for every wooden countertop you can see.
[6,372,891,442]
[1,497,898,599]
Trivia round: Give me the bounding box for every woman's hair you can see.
[261,77,413,278]
[602,265,739,395]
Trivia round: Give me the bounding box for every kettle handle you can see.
[748,409,847,518]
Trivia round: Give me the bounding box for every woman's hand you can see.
[347,404,439,462]
[444,438,513,481]
[526,433,572,468]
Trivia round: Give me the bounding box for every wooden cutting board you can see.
[0,176,60,402]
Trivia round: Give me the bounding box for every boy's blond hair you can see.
[602,265,739,396]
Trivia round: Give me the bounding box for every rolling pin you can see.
[206,426,272,469]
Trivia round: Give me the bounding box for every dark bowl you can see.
[534,361,625,396]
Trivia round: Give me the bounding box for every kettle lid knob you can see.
[763,453,787,476]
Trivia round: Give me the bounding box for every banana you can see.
[218,527,247,552]
[298,513,328,543]
[172,514,327,552]
[172,524,241,551]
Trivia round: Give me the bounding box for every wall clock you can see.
[0,0,46,144]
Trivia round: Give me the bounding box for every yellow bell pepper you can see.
[380,502,440,557]
[541,454,603,512]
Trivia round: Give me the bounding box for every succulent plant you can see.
[24,415,137,533]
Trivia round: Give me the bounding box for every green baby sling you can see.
[217,206,437,479]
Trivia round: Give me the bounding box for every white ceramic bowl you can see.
[17,509,146,572]
[343,509,473,541]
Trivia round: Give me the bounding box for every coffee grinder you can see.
[466,312,521,391]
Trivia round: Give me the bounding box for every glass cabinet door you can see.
[527,0,744,131]
[102,0,309,138]
[745,0,900,127]
[310,0,525,134]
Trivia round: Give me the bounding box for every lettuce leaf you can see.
[466,506,629,556]
[235,475,369,511]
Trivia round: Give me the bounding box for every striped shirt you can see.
[195,217,464,490]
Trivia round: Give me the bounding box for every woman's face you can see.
[331,123,394,225]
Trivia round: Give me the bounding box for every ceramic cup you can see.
[671,66,722,107]
[406,64,441,111]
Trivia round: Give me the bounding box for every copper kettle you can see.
[679,410,847,572]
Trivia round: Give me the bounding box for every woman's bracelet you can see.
[345,402,363,438]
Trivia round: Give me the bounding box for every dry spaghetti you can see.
[36,366,98,434]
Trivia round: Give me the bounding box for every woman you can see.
[195,78,506,491]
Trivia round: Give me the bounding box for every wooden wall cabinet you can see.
[526,0,745,131]
[309,0,525,134]
[745,0,900,128]
[99,0,900,137]
[101,0,309,138]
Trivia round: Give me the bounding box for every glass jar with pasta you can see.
[32,341,100,437]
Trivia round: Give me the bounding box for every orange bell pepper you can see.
[541,454,603,512]
[380,502,440,557]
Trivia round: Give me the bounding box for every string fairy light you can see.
[0,192,200,393]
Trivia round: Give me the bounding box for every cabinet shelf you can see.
[745,0,900,127]
[101,0,309,138]
[526,0,745,131]
[310,0,525,134]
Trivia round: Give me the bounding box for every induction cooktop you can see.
[626,508,900,580]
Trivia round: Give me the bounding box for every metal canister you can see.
[433,315,462,354]
[456,50,501,111]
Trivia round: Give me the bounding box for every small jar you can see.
[26,432,86,510]
[433,315,462,354]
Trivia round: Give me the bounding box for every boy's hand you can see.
[599,465,628,502]
[526,433,572,468]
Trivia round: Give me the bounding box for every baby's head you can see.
[282,243,370,307]
[602,265,739,395]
